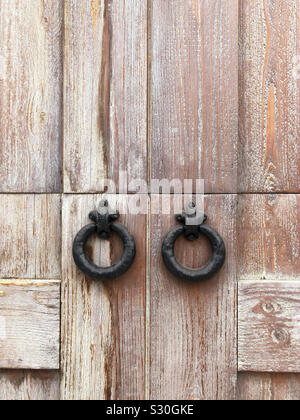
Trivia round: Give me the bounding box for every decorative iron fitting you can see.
[176,202,208,241]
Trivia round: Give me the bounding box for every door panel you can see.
[61,195,146,400]
[63,0,148,193]
[0,0,63,193]
[239,0,300,193]
[150,0,239,194]
[150,195,237,400]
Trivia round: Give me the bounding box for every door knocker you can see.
[162,203,226,283]
[73,200,136,280]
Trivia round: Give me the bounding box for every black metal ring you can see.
[73,222,136,280]
[162,224,226,283]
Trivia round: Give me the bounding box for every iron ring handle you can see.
[162,224,226,283]
[73,221,136,281]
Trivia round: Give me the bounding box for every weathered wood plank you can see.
[0,0,63,193]
[64,0,147,193]
[239,281,300,373]
[0,280,60,370]
[237,194,300,398]
[61,195,146,400]
[0,195,61,279]
[150,195,237,400]
[150,0,238,193]
[239,0,300,193]
[0,370,60,401]
[238,373,300,401]
[238,195,300,281]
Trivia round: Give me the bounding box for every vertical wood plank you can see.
[237,194,300,399]
[0,0,63,193]
[150,0,238,193]
[64,0,148,193]
[239,0,300,193]
[61,195,146,400]
[0,195,61,279]
[150,195,237,400]
[0,371,60,401]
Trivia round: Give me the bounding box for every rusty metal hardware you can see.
[162,203,226,283]
[72,200,136,280]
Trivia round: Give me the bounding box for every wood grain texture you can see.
[150,195,237,400]
[150,0,238,193]
[0,195,61,279]
[238,373,300,401]
[237,194,300,399]
[61,195,146,400]
[239,281,300,373]
[239,0,300,193]
[0,0,63,193]
[238,195,300,281]
[0,280,60,370]
[64,0,147,193]
[0,370,60,401]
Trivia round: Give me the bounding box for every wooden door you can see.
[0,0,299,401]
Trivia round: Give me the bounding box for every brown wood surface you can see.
[0,0,299,401]
[0,370,60,401]
[239,281,300,373]
[150,195,237,400]
[0,0,63,193]
[64,0,148,193]
[237,194,300,399]
[0,195,61,398]
[239,0,300,193]
[0,280,60,370]
[150,0,239,193]
[238,373,300,401]
[61,195,146,400]
[0,195,61,279]
[237,195,300,281]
